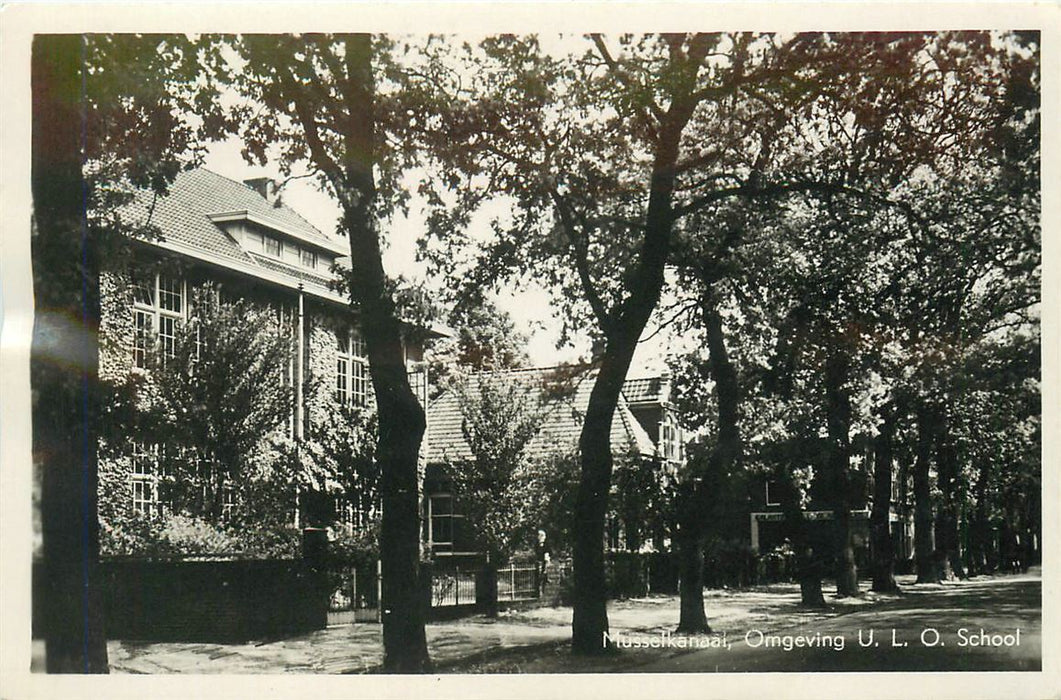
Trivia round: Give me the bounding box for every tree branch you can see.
[591,34,665,124]
[276,59,350,208]
[549,188,614,333]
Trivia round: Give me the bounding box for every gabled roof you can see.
[121,168,349,304]
[426,365,657,465]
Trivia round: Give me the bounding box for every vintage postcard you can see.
[1,3,1057,699]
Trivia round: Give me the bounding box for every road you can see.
[633,572,1041,672]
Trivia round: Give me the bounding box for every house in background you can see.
[97,167,436,539]
[747,459,914,572]
[423,366,685,566]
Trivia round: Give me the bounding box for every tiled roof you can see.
[251,254,339,290]
[120,168,348,301]
[426,365,658,465]
[622,376,667,405]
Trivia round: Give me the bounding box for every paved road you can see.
[632,573,1041,672]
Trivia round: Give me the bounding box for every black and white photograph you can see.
[0,4,1056,698]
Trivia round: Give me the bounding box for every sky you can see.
[201,137,676,376]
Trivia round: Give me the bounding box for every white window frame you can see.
[765,480,782,507]
[130,442,162,515]
[427,493,462,550]
[131,271,185,369]
[263,234,282,258]
[300,247,318,270]
[336,328,369,407]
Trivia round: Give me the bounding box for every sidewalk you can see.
[106,570,1038,674]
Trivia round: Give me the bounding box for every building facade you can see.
[97,168,432,548]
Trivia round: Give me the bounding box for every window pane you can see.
[158,275,182,313]
[158,316,177,361]
[264,236,282,257]
[133,310,152,368]
[352,359,368,406]
[336,357,349,403]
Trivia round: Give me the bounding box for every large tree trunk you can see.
[570,56,702,654]
[675,296,740,633]
[572,328,640,654]
[825,350,859,597]
[913,403,940,584]
[675,521,710,633]
[337,36,430,672]
[870,403,900,593]
[31,34,110,673]
[777,469,825,607]
[934,408,966,580]
[968,462,991,575]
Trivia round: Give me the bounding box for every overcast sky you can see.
[201,133,675,376]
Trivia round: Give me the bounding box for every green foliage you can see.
[428,296,530,398]
[300,401,381,533]
[84,35,233,269]
[146,286,295,519]
[449,371,547,561]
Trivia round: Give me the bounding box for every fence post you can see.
[376,558,382,623]
[510,563,515,601]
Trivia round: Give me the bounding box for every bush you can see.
[702,538,758,589]
[100,511,239,558]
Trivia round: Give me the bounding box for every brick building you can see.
[97,167,434,543]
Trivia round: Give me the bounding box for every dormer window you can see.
[263,235,282,258]
[301,248,317,269]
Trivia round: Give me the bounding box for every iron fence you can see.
[431,566,478,607]
[497,562,540,601]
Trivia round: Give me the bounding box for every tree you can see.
[410,31,1029,649]
[427,296,530,398]
[119,285,295,520]
[230,34,432,671]
[31,33,225,673]
[449,371,546,615]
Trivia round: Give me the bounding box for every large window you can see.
[336,329,369,407]
[300,248,318,270]
[131,272,185,369]
[130,442,162,515]
[660,412,683,463]
[408,363,427,407]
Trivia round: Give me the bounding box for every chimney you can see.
[244,177,281,206]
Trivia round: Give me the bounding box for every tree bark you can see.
[777,470,826,607]
[675,295,740,633]
[675,522,710,633]
[870,403,900,593]
[933,408,966,580]
[968,462,991,575]
[31,34,110,673]
[335,35,430,672]
[478,559,500,618]
[913,403,940,584]
[572,327,640,654]
[570,47,703,653]
[825,349,859,597]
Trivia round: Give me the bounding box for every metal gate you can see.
[327,559,380,626]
